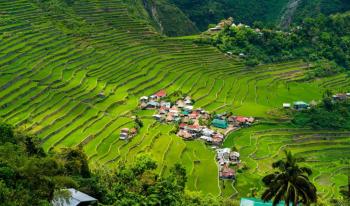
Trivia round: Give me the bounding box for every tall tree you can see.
[261,150,317,206]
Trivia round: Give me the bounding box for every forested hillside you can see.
[153,0,350,34]
[202,12,350,73]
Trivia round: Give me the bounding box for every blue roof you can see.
[148,101,159,106]
[212,119,228,129]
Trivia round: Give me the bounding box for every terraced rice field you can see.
[0,0,349,198]
[224,124,350,200]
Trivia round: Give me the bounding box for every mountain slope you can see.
[168,0,350,31]
[0,0,349,202]
[142,0,199,36]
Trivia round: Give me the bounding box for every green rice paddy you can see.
[0,0,349,200]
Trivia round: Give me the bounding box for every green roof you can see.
[211,119,228,129]
[181,111,189,115]
[293,101,308,105]
[240,198,285,206]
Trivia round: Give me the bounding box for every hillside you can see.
[166,0,350,31]
[0,0,349,204]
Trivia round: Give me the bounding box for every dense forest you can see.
[293,93,350,130]
[199,12,350,76]
[168,0,350,31]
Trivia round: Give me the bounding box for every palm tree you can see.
[261,150,317,206]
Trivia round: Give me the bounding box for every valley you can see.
[0,0,349,204]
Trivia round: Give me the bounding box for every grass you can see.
[0,0,349,201]
[223,123,350,201]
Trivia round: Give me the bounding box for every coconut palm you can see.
[261,150,317,206]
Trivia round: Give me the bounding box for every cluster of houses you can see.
[216,148,240,180]
[119,127,138,140]
[139,90,255,146]
[139,90,255,182]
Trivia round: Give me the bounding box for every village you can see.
[137,89,255,180]
[117,90,350,181]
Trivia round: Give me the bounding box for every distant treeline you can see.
[199,12,349,77]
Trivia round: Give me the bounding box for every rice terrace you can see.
[0,0,349,205]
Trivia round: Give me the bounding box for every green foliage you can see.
[94,154,228,205]
[261,151,317,206]
[169,0,289,30]
[168,0,349,31]
[142,0,199,36]
[0,123,15,144]
[293,98,350,130]
[0,124,229,205]
[208,13,350,71]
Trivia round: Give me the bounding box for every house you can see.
[187,125,200,133]
[154,90,166,99]
[332,93,348,101]
[166,113,174,122]
[200,135,212,142]
[184,105,193,111]
[182,116,190,123]
[139,102,147,109]
[152,114,162,121]
[139,96,149,102]
[178,130,193,140]
[235,116,254,125]
[209,25,222,32]
[159,107,167,115]
[119,133,128,140]
[212,136,223,145]
[160,101,171,109]
[181,110,189,116]
[176,100,185,108]
[240,198,286,206]
[236,116,248,124]
[293,101,309,110]
[130,128,137,136]
[229,151,240,163]
[169,106,179,114]
[283,103,291,108]
[98,92,105,98]
[146,101,160,109]
[189,111,199,119]
[217,148,231,161]
[219,164,235,179]
[184,99,192,105]
[212,119,228,129]
[179,123,187,129]
[52,188,97,206]
[227,116,236,124]
[202,128,214,137]
[121,128,129,133]
[174,117,181,123]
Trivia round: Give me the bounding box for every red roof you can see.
[236,116,248,123]
[179,123,187,128]
[220,165,235,178]
[155,90,166,97]
[189,125,200,129]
